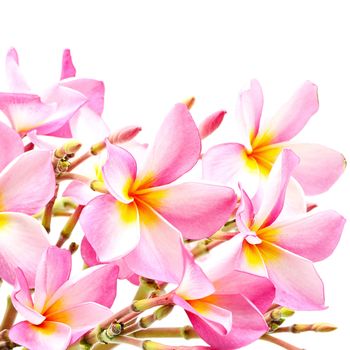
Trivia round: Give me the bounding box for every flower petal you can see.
[125,201,184,283]
[288,143,346,195]
[36,85,87,135]
[70,107,110,145]
[80,194,140,261]
[63,180,99,206]
[9,321,71,350]
[11,269,45,325]
[60,78,105,115]
[259,242,325,310]
[44,263,118,314]
[0,150,55,215]
[256,81,318,145]
[33,247,72,313]
[0,121,23,172]
[212,270,275,313]
[136,182,236,240]
[202,143,246,185]
[238,79,263,143]
[173,295,231,336]
[259,210,345,262]
[46,302,112,333]
[60,49,76,80]
[202,143,260,193]
[253,149,300,230]
[6,48,31,92]
[135,103,201,189]
[188,294,268,349]
[0,93,54,133]
[0,212,50,287]
[102,141,137,203]
[175,248,215,300]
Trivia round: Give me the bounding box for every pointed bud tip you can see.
[182,96,196,109]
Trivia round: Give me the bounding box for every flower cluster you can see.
[0,49,346,350]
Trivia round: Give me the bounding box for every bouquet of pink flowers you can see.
[0,49,346,350]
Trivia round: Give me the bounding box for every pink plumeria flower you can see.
[172,248,275,349]
[0,122,55,286]
[218,149,345,310]
[80,104,236,283]
[202,80,346,195]
[9,246,118,350]
[0,48,108,145]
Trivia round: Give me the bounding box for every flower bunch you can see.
[0,49,346,350]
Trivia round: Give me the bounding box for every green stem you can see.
[42,184,59,233]
[261,334,304,350]
[132,294,173,313]
[133,278,159,301]
[56,205,84,247]
[0,297,17,331]
[130,326,198,340]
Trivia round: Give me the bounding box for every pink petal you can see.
[80,238,138,283]
[0,212,50,287]
[188,294,268,349]
[0,121,23,172]
[60,49,76,80]
[136,182,236,240]
[102,141,137,203]
[69,107,110,145]
[135,103,201,189]
[0,93,54,133]
[36,85,87,135]
[46,302,112,333]
[202,143,260,192]
[198,110,226,139]
[27,130,70,150]
[212,270,275,313]
[236,187,255,233]
[6,48,31,92]
[0,150,55,215]
[173,295,231,335]
[80,236,100,266]
[275,178,306,222]
[44,263,118,314]
[63,180,99,206]
[9,321,71,350]
[259,242,325,310]
[125,201,184,283]
[288,143,346,195]
[12,269,46,325]
[60,79,105,115]
[256,81,318,144]
[238,79,263,143]
[80,194,140,261]
[260,210,345,262]
[33,247,72,313]
[175,249,215,300]
[253,149,300,230]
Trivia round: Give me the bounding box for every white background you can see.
[0,1,349,349]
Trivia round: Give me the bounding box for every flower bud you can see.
[109,126,142,144]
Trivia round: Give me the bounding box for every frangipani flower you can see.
[80,104,236,283]
[202,80,346,195]
[216,149,345,310]
[0,122,55,286]
[0,48,108,145]
[9,246,118,350]
[172,249,275,349]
